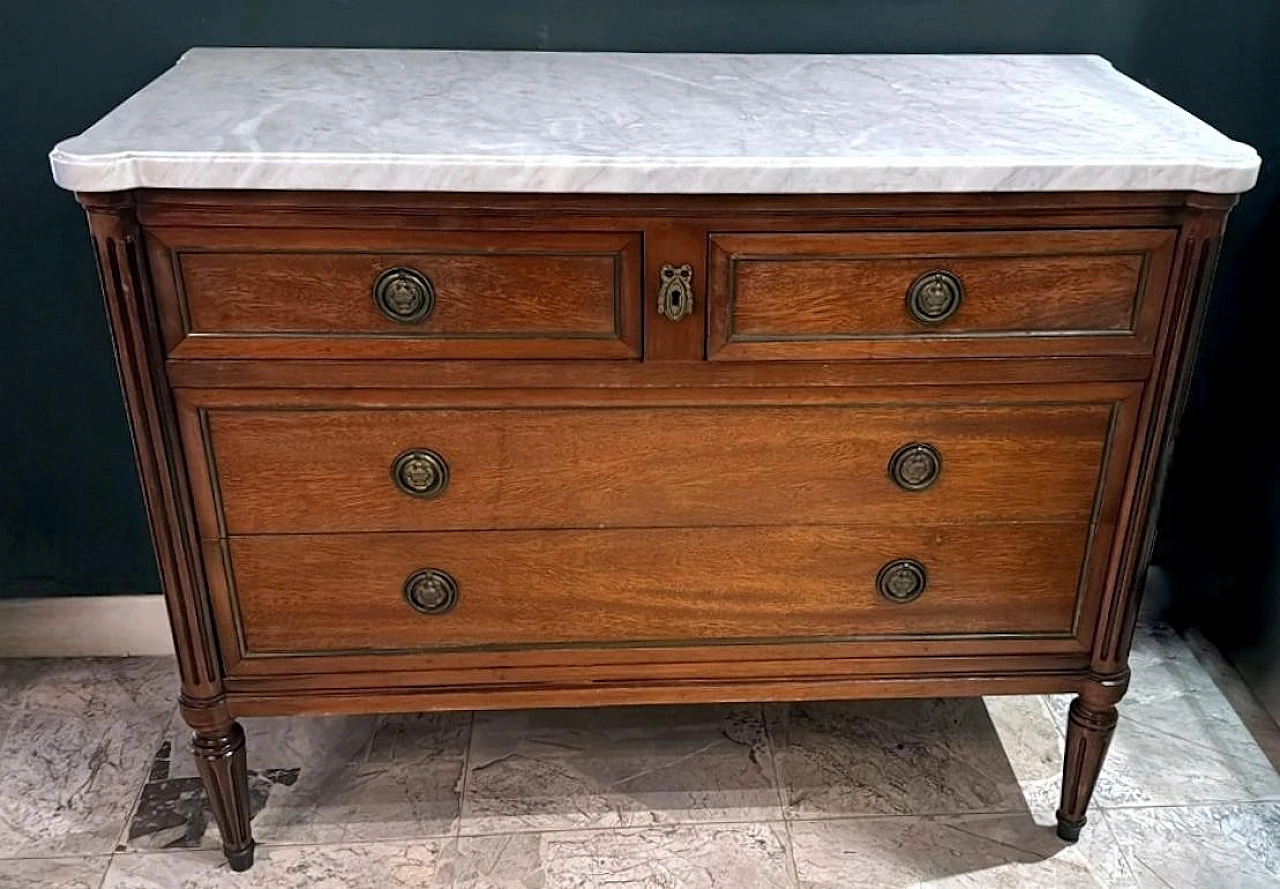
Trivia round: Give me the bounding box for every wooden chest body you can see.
[83,187,1231,868]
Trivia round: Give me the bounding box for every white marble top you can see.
[50,49,1259,195]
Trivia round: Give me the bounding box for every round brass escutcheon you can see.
[374,267,435,323]
[888,442,942,491]
[404,569,459,615]
[391,449,450,499]
[906,270,963,324]
[877,559,927,604]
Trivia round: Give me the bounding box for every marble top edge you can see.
[51,48,1260,195]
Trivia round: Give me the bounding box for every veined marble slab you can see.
[51,49,1258,194]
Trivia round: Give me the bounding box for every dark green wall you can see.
[2,2,1277,620]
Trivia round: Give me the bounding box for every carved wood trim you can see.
[80,191,226,703]
[1090,200,1232,674]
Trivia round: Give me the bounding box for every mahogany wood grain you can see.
[177,380,1142,410]
[709,229,1176,360]
[166,355,1156,390]
[226,670,1091,718]
[205,520,1097,676]
[222,651,1092,690]
[146,228,641,359]
[198,399,1118,535]
[225,523,1090,657]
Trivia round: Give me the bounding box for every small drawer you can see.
[186,389,1132,536]
[708,229,1175,360]
[146,227,641,359]
[221,523,1092,658]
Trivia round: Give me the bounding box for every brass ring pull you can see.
[658,263,694,322]
[404,569,459,615]
[906,270,963,325]
[374,267,435,323]
[888,443,942,491]
[391,449,449,499]
[877,559,927,604]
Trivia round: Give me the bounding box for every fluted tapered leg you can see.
[1056,674,1125,842]
[192,721,255,871]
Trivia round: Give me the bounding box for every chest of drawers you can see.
[53,50,1258,871]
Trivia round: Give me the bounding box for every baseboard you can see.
[0,595,174,657]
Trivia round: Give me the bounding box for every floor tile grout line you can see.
[1097,797,1280,813]
[110,711,169,856]
[1093,808,1144,885]
[0,853,117,863]
[456,813,796,839]
[108,817,811,855]
[1115,713,1280,769]
[455,710,476,841]
[780,807,1058,824]
[778,819,803,889]
[102,801,1242,860]
[758,702,801,888]
[1038,693,1069,742]
[95,854,112,889]
[450,808,1070,841]
[760,702,790,817]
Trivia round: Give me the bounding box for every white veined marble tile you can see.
[0,657,174,857]
[460,704,781,833]
[103,824,793,889]
[767,697,1028,819]
[1106,803,1280,889]
[789,810,1137,888]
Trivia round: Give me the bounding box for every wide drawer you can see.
[220,523,1091,657]
[708,229,1176,360]
[146,227,641,359]
[193,398,1123,535]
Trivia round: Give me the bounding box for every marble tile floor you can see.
[1,624,1277,889]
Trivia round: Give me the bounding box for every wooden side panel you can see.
[80,193,228,722]
[196,398,1121,535]
[709,229,1176,360]
[1088,203,1233,678]
[80,188,1235,722]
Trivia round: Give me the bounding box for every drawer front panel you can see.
[708,229,1175,360]
[225,523,1091,657]
[148,228,641,359]
[200,400,1118,535]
